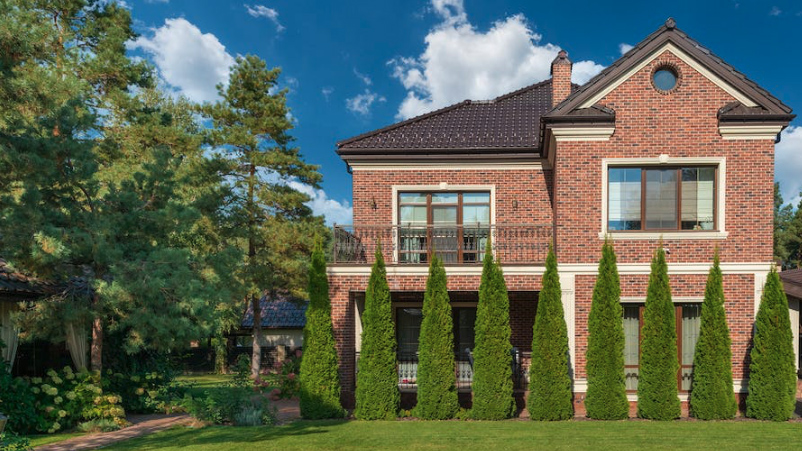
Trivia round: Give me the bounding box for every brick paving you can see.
[33,414,192,451]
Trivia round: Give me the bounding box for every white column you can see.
[559,272,576,377]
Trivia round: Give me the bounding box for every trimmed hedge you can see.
[354,244,399,420]
[414,254,460,419]
[637,246,681,420]
[746,268,796,421]
[470,243,515,420]
[689,251,737,420]
[528,246,573,421]
[299,242,345,419]
[585,239,629,420]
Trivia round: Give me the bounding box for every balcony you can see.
[332,224,552,265]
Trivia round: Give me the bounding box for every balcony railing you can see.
[332,224,552,265]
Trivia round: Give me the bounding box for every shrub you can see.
[689,251,737,420]
[77,418,122,433]
[104,370,187,414]
[746,268,797,421]
[355,244,399,420]
[528,246,573,421]
[585,239,629,420]
[0,359,38,434]
[414,255,459,420]
[0,431,30,451]
[299,242,345,419]
[471,243,515,420]
[637,246,680,420]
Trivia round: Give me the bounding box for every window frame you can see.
[600,157,728,240]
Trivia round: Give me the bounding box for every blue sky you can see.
[127,0,802,223]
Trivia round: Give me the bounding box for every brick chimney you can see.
[551,50,572,107]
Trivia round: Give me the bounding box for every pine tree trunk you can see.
[91,316,103,372]
[251,294,263,378]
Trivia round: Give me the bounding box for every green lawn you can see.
[103,420,802,451]
[176,373,237,399]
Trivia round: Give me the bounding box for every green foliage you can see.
[414,255,459,420]
[0,431,30,451]
[272,351,302,400]
[77,418,122,433]
[585,239,629,420]
[746,269,797,421]
[299,243,344,418]
[471,243,515,420]
[0,359,38,434]
[103,370,188,414]
[637,246,680,420]
[355,245,399,420]
[689,251,737,420]
[528,247,573,421]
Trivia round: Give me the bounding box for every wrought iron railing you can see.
[332,224,552,265]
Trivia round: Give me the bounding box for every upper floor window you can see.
[398,192,490,263]
[608,167,716,232]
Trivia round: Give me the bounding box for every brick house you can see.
[327,19,797,412]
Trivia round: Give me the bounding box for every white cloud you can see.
[619,43,634,55]
[321,87,334,101]
[776,125,802,207]
[287,181,353,225]
[244,4,285,32]
[769,6,781,16]
[130,18,235,103]
[389,0,605,119]
[353,68,372,86]
[346,89,386,115]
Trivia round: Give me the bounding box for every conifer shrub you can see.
[354,244,399,420]
[528,246,573,420]
[414,255,460,419]
[637,245,681,420]
[299,243,345,419]
[746,269,796,421]
[470,243,515,420]
[585,239,629,420]
[689,251,737,420]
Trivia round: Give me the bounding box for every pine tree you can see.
[746,269,796,421]
[637,245,681,420]
[299,243,345,419]
[354,245,399,420]
[471,243,515,420]
[528,246,573,420]
[414,255,459,419]
[689,250,737,419]
[585,239,629,419]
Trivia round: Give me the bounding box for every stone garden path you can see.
[33,414,193,451]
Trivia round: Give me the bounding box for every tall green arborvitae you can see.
[689,251,737,420]
[299,243,345,419]
[746,268,796,421]
[354,244,399,420]
[414,255,459,419]
[637,245,681,420]
[528,246,573,420]
[585,239,629,419]
[471,243,515,420]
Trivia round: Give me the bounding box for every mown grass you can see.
[104,419,802,451]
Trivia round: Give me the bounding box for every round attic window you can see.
[653,67,678,92]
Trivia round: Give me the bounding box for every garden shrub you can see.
[689,251,737,420]
[77,418,122,433]
[637,246,681,420]
[414,255,459,420]
[104,370,187,414]
[0,359,38,434]
[300,242,345,419]
[528,246,573,421]
[259,350,302,400]
[585,239,629,420]
[471,243,515,420]
[355,244,399,420]
[747,269,796,421]
[0,431,30,451]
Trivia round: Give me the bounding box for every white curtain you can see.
[66,322,88,371]
[1,302,20,370]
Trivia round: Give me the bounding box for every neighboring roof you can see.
[547,18,794,121]
[337,80,572,161]
[0,258,54,297]
[242,293,308,329]
[781,268,802,300]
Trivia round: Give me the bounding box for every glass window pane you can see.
[463,205,490,224]
[463,192,490,203]
[681,304,701,391]
[681,168,715,230]
[432,206,457,224]
[623,305,640,391]
[400,206,427,224]
[432,193,458,203]
[397,308,423,356]
[645,169,678,229]
[399,193,426,204]
[609,168,642,230]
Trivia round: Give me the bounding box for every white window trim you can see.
[599,156,728,240]
[391,184,496,263]
[620,296,704,303]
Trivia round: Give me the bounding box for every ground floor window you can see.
[396,306,476,358]
[623,303,701,392]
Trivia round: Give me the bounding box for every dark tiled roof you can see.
[337,79,564,153]
[0,258,54,297]
[242,292,308,329]
[781,268,802,299]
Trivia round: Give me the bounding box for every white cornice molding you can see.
[718,125,783,140]
[349,161,544,171]
[550,127,615,142]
